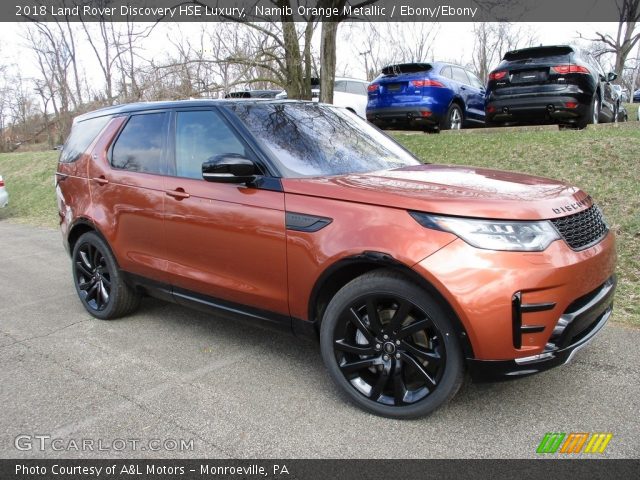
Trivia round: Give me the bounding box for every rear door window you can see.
[60,115,112,163]
[174,110,248,180]
[111,112,168,174]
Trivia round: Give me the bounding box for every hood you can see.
[281,164,592,220]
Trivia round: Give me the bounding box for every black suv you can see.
[485,45,618,128]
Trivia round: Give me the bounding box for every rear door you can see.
[333,80,368,117]
[88,111,170,282]
[462,69,486,121]
[450,67,483,121]
[162,108,289,315]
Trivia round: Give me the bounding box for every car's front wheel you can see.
[72,232,141,320]
[320,270,464,419]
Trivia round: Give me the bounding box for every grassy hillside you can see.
[1,123,638,325]
[0,150,58,227]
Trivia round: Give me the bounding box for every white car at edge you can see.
[276,77,370,118]
[0,175,8,208]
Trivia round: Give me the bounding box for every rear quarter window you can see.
[60,115,113,163]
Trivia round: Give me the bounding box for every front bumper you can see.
[412,232,617,378]
[467,275,615,381]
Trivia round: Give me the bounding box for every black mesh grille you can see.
[550,205,608,250]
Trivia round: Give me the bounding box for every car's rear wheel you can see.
[72,232,140,320]
[320,270,464,419]
[441,104,463,130]
[579,95,599,128]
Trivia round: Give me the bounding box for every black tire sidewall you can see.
[579,95,598,128]
[442,104,463,130]
[320,271,464,419]
[72,232,124,320]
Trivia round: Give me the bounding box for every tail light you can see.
[551,65,590,75]
[411,79,444,88]
[565,102,578,109]
[367,84,379,93]
[0,177,4,187]
[489,71,507,81]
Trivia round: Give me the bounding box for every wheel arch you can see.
[449,95,465,110]
[67,218,117,265]
[308,252,475,358]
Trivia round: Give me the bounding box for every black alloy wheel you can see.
[75,241,111,311]
[72,232,140,319]
[320,270,464,418]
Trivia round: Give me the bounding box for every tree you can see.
[472,22,537,82]
[581,0,640,78]
[318,0,380,104]
[345,22,440,82]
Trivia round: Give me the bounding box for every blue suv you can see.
[366,62,486,130]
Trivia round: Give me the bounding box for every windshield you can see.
[229,103,420,178]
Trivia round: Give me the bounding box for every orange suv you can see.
[56,101,616,418]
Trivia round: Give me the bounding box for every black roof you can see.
[74,99,313,123]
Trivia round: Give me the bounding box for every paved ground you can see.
[0,221,638,459]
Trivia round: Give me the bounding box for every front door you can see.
[162,108,289,316]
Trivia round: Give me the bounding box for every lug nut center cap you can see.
[383,342,396,354]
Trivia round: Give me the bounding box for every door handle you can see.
[91,176,109,185]
[461,86,467,90]
[165,188,190,200]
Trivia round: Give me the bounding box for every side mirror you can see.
[202,154,258,184]
[606,72,618,82]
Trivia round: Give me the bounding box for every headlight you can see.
[409,212,560,252]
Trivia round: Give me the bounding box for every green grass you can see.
[393,123,640,327]
[1,123,638,326]
[0,150,58,227]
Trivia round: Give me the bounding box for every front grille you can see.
[550,205,608,250]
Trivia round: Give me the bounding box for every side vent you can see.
[512,291,555,349]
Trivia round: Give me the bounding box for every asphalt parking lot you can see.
[0,221,638,459]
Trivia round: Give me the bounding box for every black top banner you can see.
[4,0,634,23]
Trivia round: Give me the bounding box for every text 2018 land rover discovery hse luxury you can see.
[56,100,616,418]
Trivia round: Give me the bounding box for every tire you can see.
[579,95,599,128]
[320,270,464,419]
[72,231,140,320]
[441,104,464,130]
